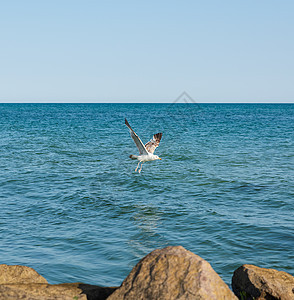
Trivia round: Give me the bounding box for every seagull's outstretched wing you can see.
[145,133,162,154]
[125,119,148,155]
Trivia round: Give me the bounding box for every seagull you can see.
[125,118,162,173]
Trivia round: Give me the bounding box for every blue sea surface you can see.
[0,103,293,286]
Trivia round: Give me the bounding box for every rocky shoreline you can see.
[1,246,293,299]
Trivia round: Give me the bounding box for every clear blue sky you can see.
[1,1,293,103]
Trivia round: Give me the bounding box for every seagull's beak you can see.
[159,157,162,160]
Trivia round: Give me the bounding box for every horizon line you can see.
[0,102,293,104]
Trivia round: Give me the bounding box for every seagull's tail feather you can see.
[129,155,138,160]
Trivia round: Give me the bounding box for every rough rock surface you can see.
[0,265,117,300]
[108,245,237,300]
[232,264,294,300]
[0,264,48,284]
[0,283,117,300]
[0,283,87,300]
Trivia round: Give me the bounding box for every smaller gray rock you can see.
[232,264,294,300]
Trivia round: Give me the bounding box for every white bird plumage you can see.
[125,118,162,173]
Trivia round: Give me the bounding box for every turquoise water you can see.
[0,103,293,286]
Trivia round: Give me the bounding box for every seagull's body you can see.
[125,118,162,173]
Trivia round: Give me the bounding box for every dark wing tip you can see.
[125,118,130,127]
[154,132,163,141]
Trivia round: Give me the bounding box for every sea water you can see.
[0,103,293,286]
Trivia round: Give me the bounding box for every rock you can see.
[0,264,48,284]
[232,264,294,300]
[107,245,237,300]
[0,283,87,300]
[0,265,117,300]
[0,283,117,300]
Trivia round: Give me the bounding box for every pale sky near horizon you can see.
[0,1,293,103]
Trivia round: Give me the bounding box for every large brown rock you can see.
[107,245,237,300]
[232,264,294,300]
[0,264,48,284]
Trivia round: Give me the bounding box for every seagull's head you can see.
[154,155,162,160]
